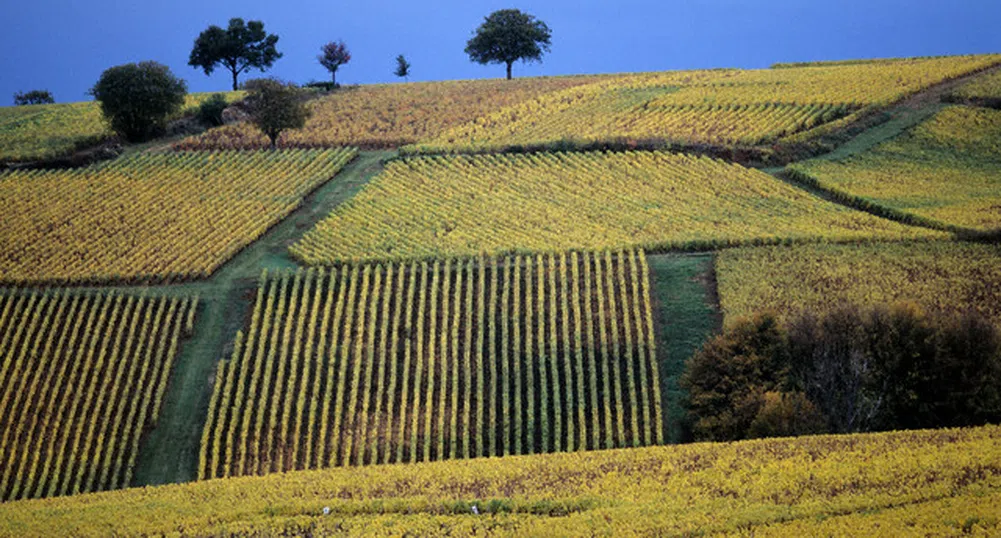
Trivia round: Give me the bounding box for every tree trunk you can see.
[231,70,239,91]
[332,70,337,87]
[506,62,513,80]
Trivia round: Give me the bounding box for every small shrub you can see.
[197,93,228,127]
[747,391,828,439]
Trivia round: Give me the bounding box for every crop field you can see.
[716,241,1001,326]
[0,147,356,284]
[201,251,662,478]
[945,68,1001,106]
[788,105,1001,232]
[0,92,243,163]
[406,55,1001,153]
[0,289,197,502]
[172,76,604,150]
[291,150,944,265]
[3,425,999,536]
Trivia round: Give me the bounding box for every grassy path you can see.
[132,150,393,487]
[646,254,720,444]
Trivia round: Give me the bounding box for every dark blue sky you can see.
[4,0,1000,104]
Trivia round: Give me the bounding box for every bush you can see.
[683,304,1001,442]
[197,93,228,127]
[90,61,187,142]
[14,90,54,105]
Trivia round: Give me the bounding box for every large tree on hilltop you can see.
[465,9,552,80]
[189,18,282,91]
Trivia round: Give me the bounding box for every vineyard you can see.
[405,55,1001,153]
[715,241,1001,326]
[0,289,197,502]
[946,68,1001,107]
[788,105,1001,232]
[173,76,603,150]
[0,92,243,164]
[0,147,356,284]
[291,150,944,265]
[2,425,999,536]
[201,251,662,478]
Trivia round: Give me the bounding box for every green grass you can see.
[646,254,719,443]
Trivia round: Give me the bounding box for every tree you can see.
[318,41,351,86]
[14,90,55,106]
[394,54,411,80]
[189,18,282,91]
[244,78,310,147]
[89,61,187,142]
[464,9,552,80]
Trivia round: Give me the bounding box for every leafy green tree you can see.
[189,18,282,91]
[14,90,55,105]
[244,78,310,147]
[318,41,351,86]
[89,61,187,142]
[465,9,552,80]
[394,54,411,80]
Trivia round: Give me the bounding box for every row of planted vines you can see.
[0,289,198,502]
[200,250,662,479]
[0,147,356,285]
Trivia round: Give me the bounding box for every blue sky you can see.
[3,0,1000,103]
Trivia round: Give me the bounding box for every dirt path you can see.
[131,150,392,487]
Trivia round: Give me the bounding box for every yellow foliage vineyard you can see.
[946,67,1001,104]
[788,105,1001,232]
[716,241,1001,326]
[406,55,1001,153]
[173,76,603,150]
[0,92,243,163]
[291,150,944,265]
[0,147,356,284]
[0,289,197,502]
[202,251,661,479]
[1,425,998,536]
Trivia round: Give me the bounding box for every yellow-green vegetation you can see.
[0,425,998,536]
[406,55,1000,153]
[0,92,242,163]
[0,147,356,284]
[946,68,1001,105]
[0,289,197,502]
[291,150,944,265]
[788,105,1001,232]
[202,252,660,479]
[172,76,603,150]
[716,241,1001,326]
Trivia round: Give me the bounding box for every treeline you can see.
[682,303,1001,441]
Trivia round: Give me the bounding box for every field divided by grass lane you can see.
[0,289,197,502]
[201,251,662,478]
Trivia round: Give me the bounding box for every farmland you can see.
[201,251,662,478]
[716,241,1001,326]
[291,150,943,266]
[788,105,1001,232]
[0,147,356,284]
[0,92,243,164]
[2,425,999,536]
[946,68,1001,107]
[0,289,197,502]
[173,76,604,150]
[1,52,999,535]
[406,55,1001,153]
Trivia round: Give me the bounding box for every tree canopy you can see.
[89,61,187,142]
[189,18,282,91]
[318,41,351,86]
[394,54,411,80]
[244,78,311,147]
[14,90,54,106]
[465,9,552,80]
